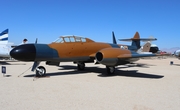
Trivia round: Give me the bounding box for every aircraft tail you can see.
[0,29,8,44]
[137,42,152,54]
[112,31,117,44]
[119,32,157,51]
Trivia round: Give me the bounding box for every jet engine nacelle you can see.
[95,48,131,66]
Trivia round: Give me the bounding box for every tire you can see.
[36,66,46,77]
[106,66,115,75]
[77,63,85,70]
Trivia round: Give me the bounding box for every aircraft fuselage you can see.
[10,42,139,66]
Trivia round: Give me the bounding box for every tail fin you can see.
[131,32,141,50]
[0,29,8,44]
[112,31,117,44]
[142,42,151,52]
[137,42,151,53]
[119,32,157,51]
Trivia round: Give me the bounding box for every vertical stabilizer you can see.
[137,42,151,53]
[132,32,140,39]
[119,31,141,50]
[131,32,141,50]
[0,29,8,44]
[112,31,117,44]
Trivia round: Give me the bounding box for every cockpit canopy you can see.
[53,36,94,43]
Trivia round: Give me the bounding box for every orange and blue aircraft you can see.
[10,32,158,77]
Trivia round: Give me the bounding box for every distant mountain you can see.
[161,47,180,53]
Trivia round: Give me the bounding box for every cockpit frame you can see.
[53,35,93,43]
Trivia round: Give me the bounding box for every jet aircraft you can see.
[118,32,157,51]
[113,31,153,53]
[0,29,13,58]
[174,50,180,59]
[10,32,158,77]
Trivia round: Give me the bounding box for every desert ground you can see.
[0,57,180,110]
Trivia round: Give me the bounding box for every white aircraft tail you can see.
[0,29,8,44]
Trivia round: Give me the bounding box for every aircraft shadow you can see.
[58,65,77,70]
[0,61,11,65]
[114,70,163,79]
[3,75,12,77]
[0,61,26,65]
[172,64,180,66]
[24,65,163,79]
[116,63,155,69]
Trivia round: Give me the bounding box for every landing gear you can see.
[77,63,85,70]
[36,66,46,77]
[106,66,115,75]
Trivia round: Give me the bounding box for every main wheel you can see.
[36,66,46,77]
[77,63,85,70]
[106,66,115,75]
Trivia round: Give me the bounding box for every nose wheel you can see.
[36,66,46,77]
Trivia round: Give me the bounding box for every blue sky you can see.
[1,0,180,49]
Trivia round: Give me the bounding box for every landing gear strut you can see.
[36,66,46,77]
[77,63,85,70]
[106,66,115,75]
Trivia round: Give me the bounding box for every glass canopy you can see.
[53,36,87,43]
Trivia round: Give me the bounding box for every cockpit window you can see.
[81,38,86,42]
[64,37,71,42]
[70,37,75,42]
[53,38,64,43]
[75,37,81,42]
[53,36,87,43]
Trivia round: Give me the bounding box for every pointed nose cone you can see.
[10,44,36,61]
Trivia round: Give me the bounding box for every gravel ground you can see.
[0,58,180,110]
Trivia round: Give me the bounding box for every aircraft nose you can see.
[10,44,36,61]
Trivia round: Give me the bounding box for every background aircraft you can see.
[10,32,158,77]
[113,31,154,53]
[117,32,157,52]
[174,50,180,59]
[149,44,159,53]
[0,29,13,59]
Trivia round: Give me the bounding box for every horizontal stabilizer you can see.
[119,38,157,42]
[119,32,157,42]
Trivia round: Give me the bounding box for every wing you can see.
[118,52,156,59]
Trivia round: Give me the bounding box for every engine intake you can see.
[96,52,103,61]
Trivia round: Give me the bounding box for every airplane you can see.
[113,31,153,53]
[117,32,157,51]
[0,29,13,58]
[149,44,159,53]
[174,50,180,59]
[10,32,159,77]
